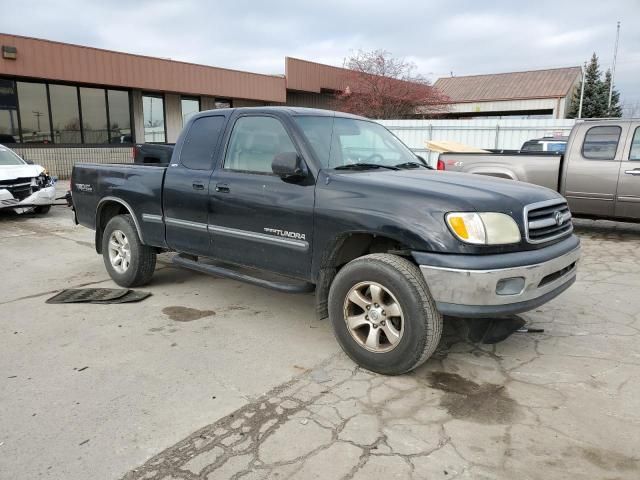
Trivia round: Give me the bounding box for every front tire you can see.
[102,214,156,287]
[328,254,442,375]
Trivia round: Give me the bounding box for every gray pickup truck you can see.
[439,119,640,221]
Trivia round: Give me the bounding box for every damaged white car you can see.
[0,144,56,214]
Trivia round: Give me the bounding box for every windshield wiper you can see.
[394,161,433,170]
[334,163,399,171]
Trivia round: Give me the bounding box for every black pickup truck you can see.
[71,107,580,374]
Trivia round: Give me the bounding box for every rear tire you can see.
[328,253,442,375]
[102,214,156,287]
[34,205,51,214]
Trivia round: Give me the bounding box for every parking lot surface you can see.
[1,182,639,479]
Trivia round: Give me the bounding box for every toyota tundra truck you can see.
[71,107,580,375]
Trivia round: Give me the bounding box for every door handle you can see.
[215,183,230,193]
[624,169,640,176]
[192,182,205,190]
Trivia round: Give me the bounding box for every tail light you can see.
[437,158,445,171]
[132,145,138,161]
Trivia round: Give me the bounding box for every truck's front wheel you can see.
[102,215,156,287]
[328,254,442,375]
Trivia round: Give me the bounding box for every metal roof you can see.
[434,67,582,103]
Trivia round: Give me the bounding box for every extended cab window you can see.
[180,116,225,170]
[224,116,296,173]
[629,127,640,161]
[582,126,621,160]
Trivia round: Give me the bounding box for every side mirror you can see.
[272,152,306,180]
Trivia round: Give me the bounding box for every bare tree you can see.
[332,49,449,118]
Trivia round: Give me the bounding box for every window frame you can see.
[0,78,21,143]
[48,83,82,144]
[222,114,301,176]
[106,89,135,144]
[16,80,53,144]
[581,125,622,161]
[628,126,640,161]
[0,75,134,145]
[141,92,167,144]
[179,114,226,171]
[180,96,201,127]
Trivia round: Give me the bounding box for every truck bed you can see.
[439,152,564,191]
[72,163,167,245]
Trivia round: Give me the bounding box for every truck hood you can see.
[330,169,560,213]
[0,164,45,182]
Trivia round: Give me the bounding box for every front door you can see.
[208,114,315,280]
[615,124,640,219]
[163,115,226,255]
[564,124,627,218]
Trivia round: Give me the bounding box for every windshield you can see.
[0,146,26,166]
[294,116,419,169]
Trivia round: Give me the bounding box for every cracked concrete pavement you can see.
[1,182,639,479]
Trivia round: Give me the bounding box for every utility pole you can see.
[608,21,621,111]
[32,110,43,131]
[578,62,586,119]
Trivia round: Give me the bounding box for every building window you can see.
[215,98,232,109]
[142,95,165,143]
[49,84,81,144]
[108,90,132,143]
[0,78,19,143]
[80,87,108,144]
[181,97,200,126]
[17,81,51,143]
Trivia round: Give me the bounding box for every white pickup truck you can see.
[439,119,640,222]
[0,144,56,214]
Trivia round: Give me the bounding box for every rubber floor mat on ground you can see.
[46,288,151,304]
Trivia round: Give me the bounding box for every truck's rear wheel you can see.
[328,254,442,375]
[102,214,156,287]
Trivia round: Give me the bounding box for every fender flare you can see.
[95,196,145,252]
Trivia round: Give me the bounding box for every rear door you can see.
[615,124,640,219]
[563,124,629,217]
[208,113,315,280]
[163,114,227,255]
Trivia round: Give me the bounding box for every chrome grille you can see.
[524,199,573,244]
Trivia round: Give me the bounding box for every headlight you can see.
[445,212,521,245]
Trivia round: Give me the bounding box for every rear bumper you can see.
[415,235,580,318]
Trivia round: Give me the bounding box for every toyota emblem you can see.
[554,211,564,226]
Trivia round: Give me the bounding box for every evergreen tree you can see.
[603,69,622,117]
[568,53,605,118]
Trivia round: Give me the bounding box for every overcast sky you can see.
[2,0,639,108]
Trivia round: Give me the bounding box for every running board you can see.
[172,255,315,294]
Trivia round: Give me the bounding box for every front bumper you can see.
[0,185,57,211]
[415,235,581,318]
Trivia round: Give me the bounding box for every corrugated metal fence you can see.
[9,119,576,179]
[377,119,576,165]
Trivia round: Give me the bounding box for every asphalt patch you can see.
[428,371,520,424]
[162,306,216,322]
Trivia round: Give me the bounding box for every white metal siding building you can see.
[434,67,582,119]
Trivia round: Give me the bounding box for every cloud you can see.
[1,0,638,102]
